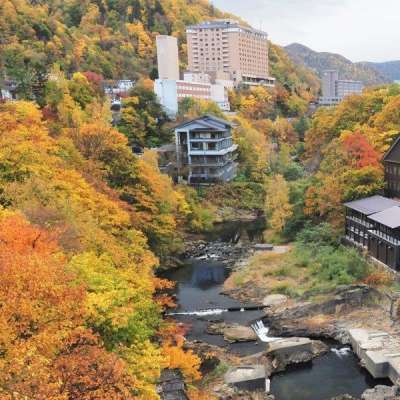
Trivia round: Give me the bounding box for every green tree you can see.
[117,83,170,148]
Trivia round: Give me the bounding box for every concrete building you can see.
[156,35,180,81]
[336,79,364,98]
[154,79,213,117]
[321,70,339,98]
[174,115,238,184]
[154,35,231,117]
[319,70,363,106]
[186,19,275,87]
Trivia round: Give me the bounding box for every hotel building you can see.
[319,70,364,106]
[186,19,275,87]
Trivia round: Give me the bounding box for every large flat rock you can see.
[223,325,258,343]
[266,337,312,355]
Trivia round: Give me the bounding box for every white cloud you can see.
[212,0,399,62]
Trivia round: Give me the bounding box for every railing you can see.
[368,230,400,246]
[346,215,374,229]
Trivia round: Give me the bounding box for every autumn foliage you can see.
[301,86,400,224]
[0,212,138,399]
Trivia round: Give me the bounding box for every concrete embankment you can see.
[349,328,400,383]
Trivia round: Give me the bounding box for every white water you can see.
[167,308,228,316]
[331,347,352,358]
[252,320,282,343]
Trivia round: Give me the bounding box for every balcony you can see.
[189,162,238,184]
[346,215,374,229]
[190,154,237,167]
[189,144,238,156]
[368,230,400,246]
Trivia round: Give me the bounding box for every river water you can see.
[164,219,391,399]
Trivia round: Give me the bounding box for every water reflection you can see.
[190,263,226,288]
[270,348,392,400]
[208,218,266,244]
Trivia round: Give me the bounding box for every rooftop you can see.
[344,195,400,215]
[174,114,233,131]
[187,19,268,36]
[368,206,400,229]
[383,136,400,164]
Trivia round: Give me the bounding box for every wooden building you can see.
[383,136,400,198]
[367,206,400,269]
[344,196,400,249]
[343,136,400,270]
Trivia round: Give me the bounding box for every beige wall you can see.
[187,21,269,83]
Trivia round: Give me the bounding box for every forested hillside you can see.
[0,0,320,105]
[0,1,324,398]
[303,84,400,225]
[361,60,400,82]
[285,42,391,86]
[0,73,209,398]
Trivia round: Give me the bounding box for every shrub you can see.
[363,271,392,287]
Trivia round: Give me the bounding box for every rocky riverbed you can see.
[164,218,400,400]
[181,239,251,265]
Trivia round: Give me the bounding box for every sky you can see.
[212,0,400,62]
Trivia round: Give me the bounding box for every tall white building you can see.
[156,35,180,81]
[154,35,231,117]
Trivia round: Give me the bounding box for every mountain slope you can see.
[360,61,400,81]
[285,43,391,86]
[0,0,320,104]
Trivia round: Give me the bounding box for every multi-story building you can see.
[154,35,231,117]
[319,70,363,106]
[383,136,400,198]
[343,135,400,270]
[154,79,212,116]
[336,79,364,98]
[174,114,238,184]
[156,35,180,81]
[186,19,275,87]
[344,196,400,270]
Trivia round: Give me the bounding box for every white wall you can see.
[154,79,178,117]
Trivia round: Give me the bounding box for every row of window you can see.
[386,165,400,175]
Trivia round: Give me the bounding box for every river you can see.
[164,219,391,399]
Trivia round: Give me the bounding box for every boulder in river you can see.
[224,325,258,343]
[207,322,258,342]
[361,385,400,400]
[266,337,329,371]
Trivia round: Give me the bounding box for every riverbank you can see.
[163,218,400,399]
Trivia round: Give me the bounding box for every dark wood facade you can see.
[344,196,400,270]
[368,226,400,269]
[343,136,400,271]
[383,136,400,198]
[344,207,373,248]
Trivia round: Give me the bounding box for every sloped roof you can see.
[383,136,400,164]
[174,114,232,131]
[368,206,400,229]
[344,195,400,215]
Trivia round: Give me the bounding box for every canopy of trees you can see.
[304,85,400,225]
[0,84,201,397]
